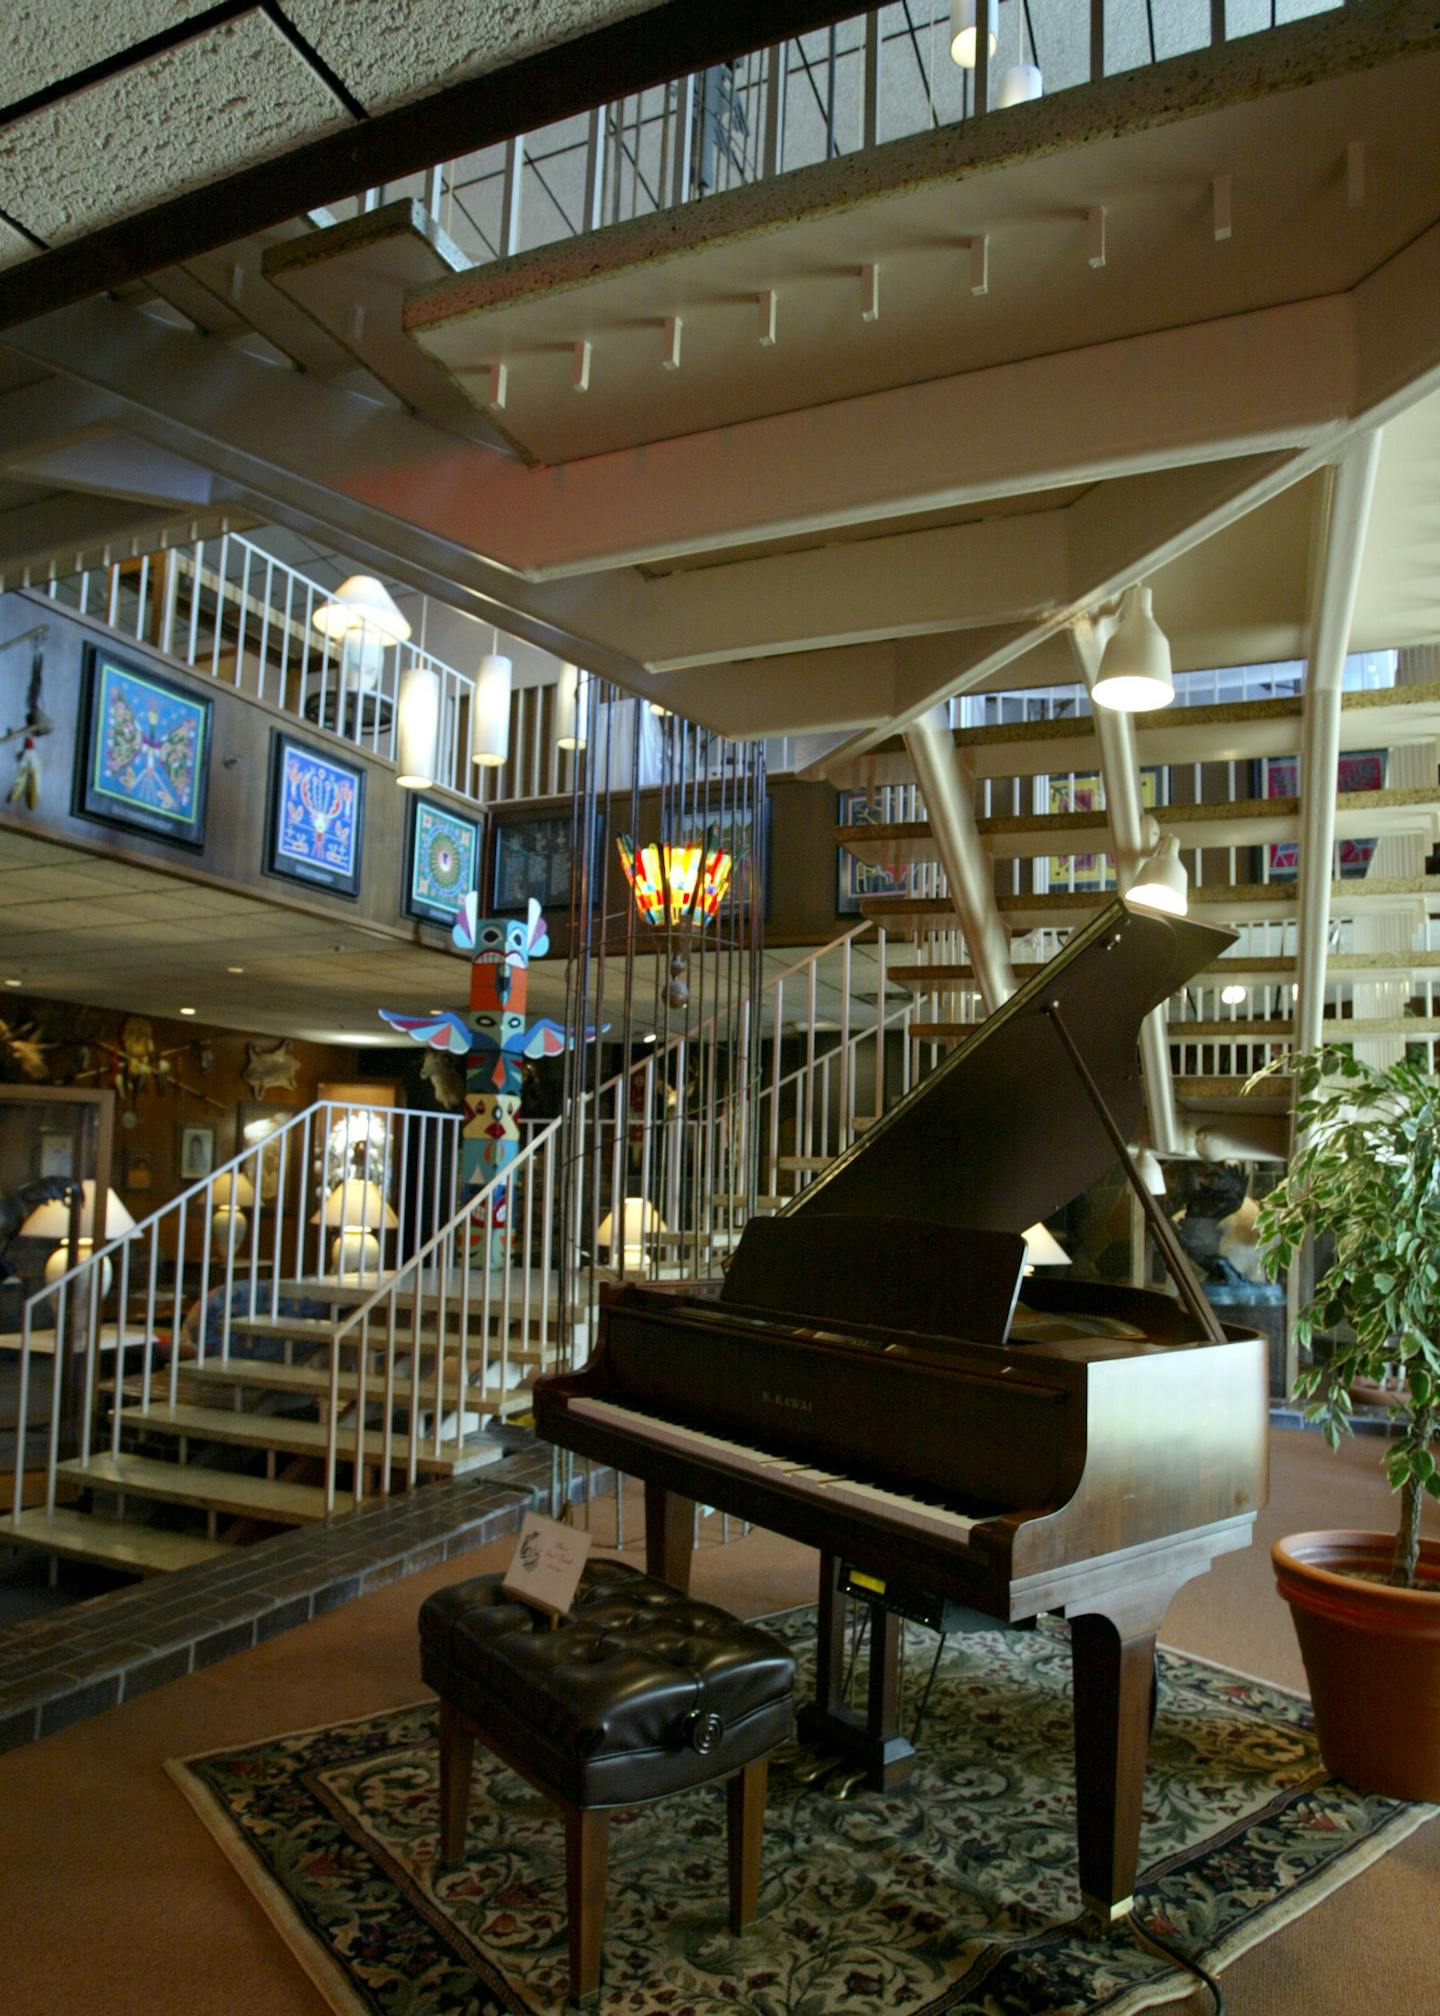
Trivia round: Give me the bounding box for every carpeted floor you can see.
[169,1610,1429,2016]
[2,1428,1439,2016]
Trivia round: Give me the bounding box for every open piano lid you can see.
[782,898,1235,1237]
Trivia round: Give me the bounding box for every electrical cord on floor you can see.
[910,1630,948,1746]
[1125,1909,1225,2016]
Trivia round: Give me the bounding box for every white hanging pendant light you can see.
[555,662,588,751]
[1091,585,1175,712]
[395,662,441,789]
[1128,833,1189,917]
[998,62,1043,106]
[949,0,995,68]
[471,652,513,768]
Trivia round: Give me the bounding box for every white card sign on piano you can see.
[502,1511,591,1617]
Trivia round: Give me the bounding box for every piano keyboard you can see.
[567,1396,982,1549]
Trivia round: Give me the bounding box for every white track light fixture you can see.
[395,663,441,789]
[1091,586,1175,712]
[949,0,995,68]
[555,663,588,751]
[471,652,513,768]
[1128,833,1189,917]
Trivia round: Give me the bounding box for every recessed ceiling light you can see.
[179,1006,197,1016]
[227,965,245,974]
[3,978,21,988]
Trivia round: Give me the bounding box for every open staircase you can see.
[831,669,1440,1154]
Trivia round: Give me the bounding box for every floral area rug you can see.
[168,1609,1430,2016]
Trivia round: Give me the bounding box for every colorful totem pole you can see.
[380,894,564,1267]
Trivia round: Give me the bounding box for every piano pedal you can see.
[789,1748,844,1786]
[821,1765,871,1801]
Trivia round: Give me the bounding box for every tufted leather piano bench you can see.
[419,1556,796,2007]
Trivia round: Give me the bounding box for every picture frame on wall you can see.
[264,730,365,899]
[37,1129,76,1181]
[403,794,482,926]
[237,1103,286,1204]
[178,1124,215,1182]
[73,644,211,849]
[836,788,912,915]
[492,810,593,915]
[659,794,773,922]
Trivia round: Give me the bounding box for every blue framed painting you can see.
[404,794,482,926]
[264,730,365,899]
[74,646,211,848]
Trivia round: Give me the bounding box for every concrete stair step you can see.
[114,1401,507,1475]
[57,1452,331,1525]
[6,1506,230,1576]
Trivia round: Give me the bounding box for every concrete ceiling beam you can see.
[4,433,231,510]
[0,491,242,583]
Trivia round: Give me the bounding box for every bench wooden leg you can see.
[726,1758,768,1934]
[438,1700,475,1866]
[564,1804,609,2004]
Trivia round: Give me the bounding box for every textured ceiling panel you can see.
[1,0,216,110]
[285,0,665,115]
[0,219,34,271]
[0,13,349,244]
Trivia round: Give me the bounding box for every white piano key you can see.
[568,1397,977,1549]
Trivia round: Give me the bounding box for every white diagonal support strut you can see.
[1293,430,1385,1060]
[1068,615,1183,1156]
[901,706,1015,1015]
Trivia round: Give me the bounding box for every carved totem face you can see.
[468,914,534,1013]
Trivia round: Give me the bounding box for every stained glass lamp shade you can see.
[616,837,733,931]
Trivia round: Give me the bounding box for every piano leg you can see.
[643,1481,695,1593]
[797,1554,917,1790]
[1068,1609,1159,1922]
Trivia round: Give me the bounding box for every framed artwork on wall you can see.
[37,1128,76,1181]
[836,788,913,915]
[237,1103,286,1203]
[73,644,211,848]
[659,794,773,922]
[492,811,589,915]
[404,795,482,926]
[264,730,365,899]
[178,1124,215,1182]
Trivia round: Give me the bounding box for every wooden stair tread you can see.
[8,1506,229,1575]
[58,1453,331,1524]
[162,1352,551,1400]
[772,1154,833,1172]
[114,1402,507,1475]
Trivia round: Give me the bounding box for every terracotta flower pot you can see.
[1273,1530,1440,1802]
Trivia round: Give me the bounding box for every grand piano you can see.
[534,898,1269,1921]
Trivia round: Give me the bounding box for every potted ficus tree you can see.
[1253,1044,1440,1800]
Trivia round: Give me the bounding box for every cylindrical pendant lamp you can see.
[998,63,1042,106]
[471,652,513,768]
[395,662,441,789]
[949,0,995,69]
[555,662,587,750]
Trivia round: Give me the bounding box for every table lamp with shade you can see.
[209,1168,256,1251]
[595,1197,668,1271]
[1021,1221,1069,1274]
[20,1180,136,1298]
[314,1178,398,1278]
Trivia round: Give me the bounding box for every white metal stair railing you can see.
[572,922,952,1285]
[356,3,1337,272]
[34,535,653,809]
[9,1099,461,1533]
[38,534,510,804]
[317,1115,563,1510]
